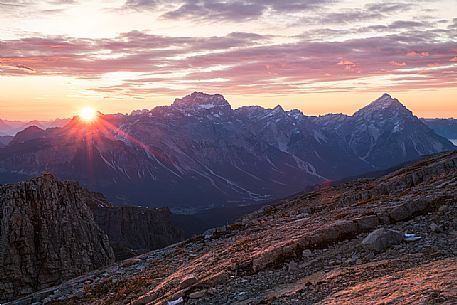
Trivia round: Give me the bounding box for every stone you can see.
[287,261,299,272]
[302,249,313,257]
[189,290,206,299]
[355,215,379,231]
[180,275,198,289]
[203,228,217,240]
[430,223,441,233]
[362,228,404,252]
[121,258,142,267]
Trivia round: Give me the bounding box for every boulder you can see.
[180,275,198,289]
[362,228,404,252]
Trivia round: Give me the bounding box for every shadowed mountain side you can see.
[93,207,185,261]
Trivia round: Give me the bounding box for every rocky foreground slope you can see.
[9,151,457,305]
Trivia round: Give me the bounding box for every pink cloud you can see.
[337,60,354,65]
[389,61,407,66]
[0,30,456,96]
[406,51,429,57]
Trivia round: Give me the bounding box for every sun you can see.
[79,107,97,123]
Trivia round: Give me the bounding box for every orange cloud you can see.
[0,63,36,73]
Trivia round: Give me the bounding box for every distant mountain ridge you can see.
[0,92,453,209]
[423,118,457,141]
[0,118,69,136]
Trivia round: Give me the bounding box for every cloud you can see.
[337,60,355,65]
[318,2,413,25]
[126,0,333,22]
[0,62,35,74]
[406,51,430,57]
[365,2,412,14]
[0,10,455,97]
[390,61,407,66]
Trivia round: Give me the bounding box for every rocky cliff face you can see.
[0,174,115,302]
[14,151,457,305]
[94,207,184,260]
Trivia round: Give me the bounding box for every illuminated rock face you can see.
[0,93,454,208]
[0,174,115,302]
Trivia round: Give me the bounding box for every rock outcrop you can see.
[93,207,184,260]
[0,174,114,302]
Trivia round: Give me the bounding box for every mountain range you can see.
[422,118,457,144]
[0,118,69,137]
[0,92,454,209]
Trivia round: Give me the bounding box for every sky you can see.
[0,0,456,120]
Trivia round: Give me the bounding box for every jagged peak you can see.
[367,93,404,109]
[355,93,410,117]
[11,125,45,144]
[272,105,284,113]
[172,92,231,111]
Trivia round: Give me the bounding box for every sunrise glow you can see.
[0,1,455,120]
[79,107,97,123]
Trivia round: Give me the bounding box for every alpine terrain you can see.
[7,150,457,305]
[0,93,453,209]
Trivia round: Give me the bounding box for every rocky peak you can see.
[270,105,285,116]
[354,93,411,119]
[372,93,398,107]
[172,92,231,113]
[130,109,151,116]
[10,125,45,144]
